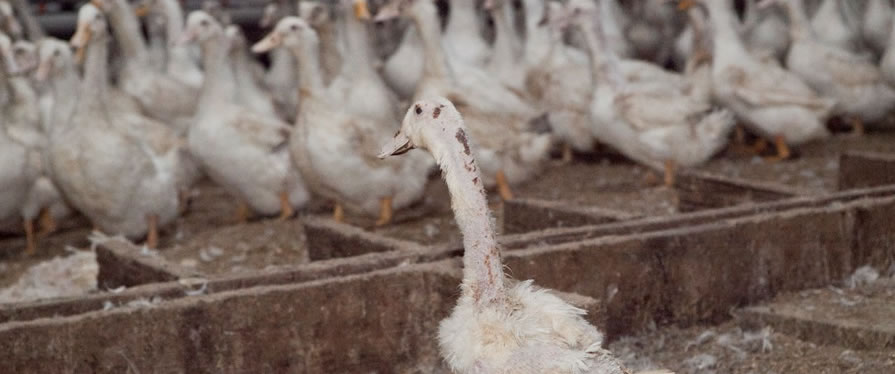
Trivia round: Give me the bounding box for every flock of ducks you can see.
[1,0,895,372]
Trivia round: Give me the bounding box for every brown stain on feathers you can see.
[433,106,441,119]
[455,128,470,155]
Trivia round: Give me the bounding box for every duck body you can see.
[705,0,831,146]
[187,12,308,216]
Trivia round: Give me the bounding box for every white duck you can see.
[181,11,309,221]
[572,0,732,186]
[880,12,895,85]
[225,25,280,120]
[376,0,552,200]
[136,0,204,89]
[862,0,892,58]
[50,4,183,247]
[0,0,21,39]
[740,0,790,62]
[691,0,833,161]
[810,0,863,53]
[252,16,430,225]
[379,97,629,374]
[485,0,526,94]
[381,16,424,99]
[770,0,895,132]
[260,2,299,121]
[299,0,344,85]
[443,0,491,67]
[91,0,198,126]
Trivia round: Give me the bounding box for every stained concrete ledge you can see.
[737,279,895,351]
[838,151,895,190]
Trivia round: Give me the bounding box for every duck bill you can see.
[354,0,372,20]
[378,132,415,158]
[678,0,694,10]
[70,24,91,64]
[134,3,150,17]
[373,1,401,22]
[251,32,281,53]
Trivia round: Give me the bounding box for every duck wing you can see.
[233,112,292,152]
[721,65,830,109]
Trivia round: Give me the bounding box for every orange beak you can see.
[251,32,282,53]
[354,0,371,20]
[70,23,92,64]
[678,0,694,11]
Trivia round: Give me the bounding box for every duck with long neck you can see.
[192,21,237,117]
[486,0,525,92]
[225,25,279,119]
[34,39,80,134]
[156,0,204,88]
[92,0,198,124]
[300,1,343,85]
[380,97,627,374]
[444,0,490,67]
[336,0,399,124]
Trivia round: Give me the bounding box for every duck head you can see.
[179,10,224,45]
[379,96,466,159]
[34,39,73,82]
[71,3,109,63]
[252,16,316,53]
[11,40,36,73]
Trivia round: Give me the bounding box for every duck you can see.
[880,12,895,86]
[810,0,863,53]
[0,0,21,39]
[770,0,895,133]
[740,0,790,63]
[181,11,309,222]
[375,0,552,201]
[48,4,184,247]
[259,1,299,121]
[688,0,833,161]
[379,97,630,374]
[330,0,401,126]
[225,25,280,120]
[443,0,491,67]
[522,0,597,162]
[8,0,44,41]
[862,0,893,58]
[136,0,204,89]
[90,0,199,127]
[572,0,733,186]
[380,13,424,99]
[484,0,526,94]
[252,16,430,225]
[299,0,344,85]
[625,0,680,65]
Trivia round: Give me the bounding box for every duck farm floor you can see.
[1,132,895,373]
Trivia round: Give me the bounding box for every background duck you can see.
[253,16,431,225]
[182,11,309,222]
[692,0,833,161]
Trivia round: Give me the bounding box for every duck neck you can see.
[47,64,80,132]
[490,2,520,65]
[81,34,111,113]
[106,0,148,63]
[411,1,454,81]
[446,0,481,38]
[523,0,550,62]
[781,0,813,41]
[289,36,326,100]
[429,126,505,307]
[703,0,749,63]
[198,34,236,112]
[580,16,623,88]
[342,13,376,79]
[159,0,185,43]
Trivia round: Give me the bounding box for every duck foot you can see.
[764,135,791,163]
[663,160,676,187]
[278,191,294,220]
[496,170,514,201]
[145,214,159,249]
[37,207,57,237]
[333,203,345,223]
[24,218,36,256]
[234,201,250,223]
[561,144,574,164]
[850,117,865,137]
[374,196,393,227]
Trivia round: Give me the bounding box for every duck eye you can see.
[53,49,60,57]
[290,24,299,31]
[200,19,209,27]
[414,105,422,115]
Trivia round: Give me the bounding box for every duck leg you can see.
[765,135,791,162]
[278,191,294,220]
[663,160,677,187]
[145,214,159,249]
[234,201,250,223]
[37,207,57,236]
[375,196,394,227]
[850,117,865,137]
[561,144,574,164]
[24,218,36,256]
[333,202,345,223]
[496,170,514,201]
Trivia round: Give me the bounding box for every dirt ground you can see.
[611,270,895,374]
